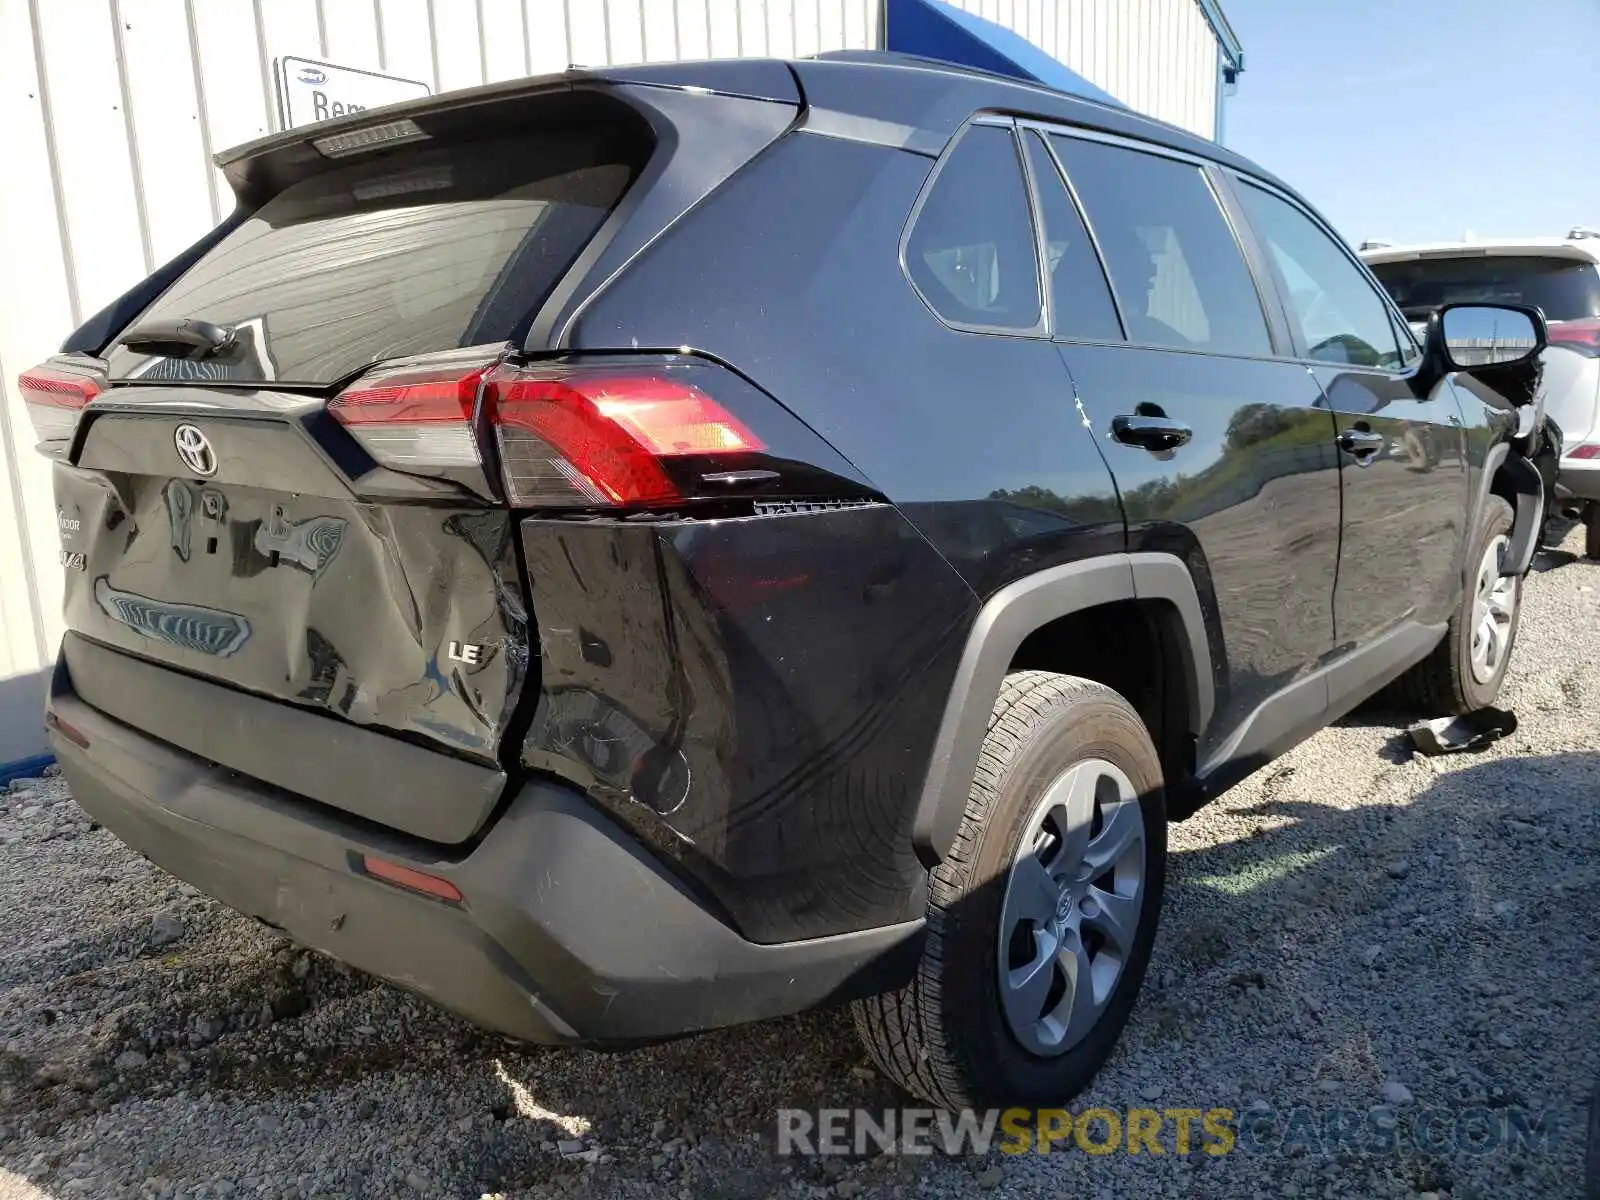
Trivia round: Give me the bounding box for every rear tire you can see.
[853,672,1165,1109]
[1585,505,1600,561]
[1395,496,1519,715]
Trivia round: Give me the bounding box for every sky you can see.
[1219,0,1600,245]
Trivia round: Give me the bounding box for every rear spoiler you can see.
[215,59,802,204]
[63,59,804,359]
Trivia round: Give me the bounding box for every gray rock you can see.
[1360,945,1383,968]
[113,1049,148,1071]
[556,1138,585,1157]
[975,1166,1005,1190]
[1379,1080,1413,1106]
[149,911,186,949]
[1384,860,1410,880]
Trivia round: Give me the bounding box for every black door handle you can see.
[1336,428,1385,462]
[1111,415,1192,453]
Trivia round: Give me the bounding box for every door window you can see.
[1236,182,1412,370]
[905,124,1042,331]
[1020,131,1122,341]
[1050,135,1272,357]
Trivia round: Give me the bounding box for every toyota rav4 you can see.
[23,54,1549,1108]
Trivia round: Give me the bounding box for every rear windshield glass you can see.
[107,134,637,384]
[1368,254,1600,323]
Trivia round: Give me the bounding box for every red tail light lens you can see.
[488,369,765,506]
[329,354,767,507]
[1547,317,1600,356]
[327,358,490,469]
[1567,443,1600,460]
[18,363,103,449]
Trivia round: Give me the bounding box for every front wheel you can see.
[1396,495,1520,714]
[853,672,1166,1109]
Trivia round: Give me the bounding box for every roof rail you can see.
[1568,226,1600,240]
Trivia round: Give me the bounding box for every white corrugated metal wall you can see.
[0,0,1226,766]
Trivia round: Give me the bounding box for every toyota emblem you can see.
[173,423,217,477]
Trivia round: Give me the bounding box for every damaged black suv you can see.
[25,54,1548,1108]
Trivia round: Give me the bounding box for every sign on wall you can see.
[273,56,431,130]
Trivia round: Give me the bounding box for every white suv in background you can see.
[1362,233,1600,557]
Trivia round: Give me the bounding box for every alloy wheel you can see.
[1470,534,1517,685]
[996,758,1146,1057]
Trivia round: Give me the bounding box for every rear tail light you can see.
[326,358,489,469]
[1567,443,1600,460]
[329,355,768,507]
[1546,317,1600,356]
[18,362,104,453]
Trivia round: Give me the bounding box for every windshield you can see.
[106,133,639,385]
[1367,254,1600,323]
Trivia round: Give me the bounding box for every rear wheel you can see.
[1396,496,1520,714]
[853,672,1165,1108]
[1585,504,1600,560]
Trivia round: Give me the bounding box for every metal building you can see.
[0,0,1242,772]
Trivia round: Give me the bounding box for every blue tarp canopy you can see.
[882,0,1126,108]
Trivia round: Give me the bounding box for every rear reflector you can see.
[329,354,766,507]
[1568,443,1600,460]
[359,855,463,903]
[19,363,103,449]
[45,711,90,749]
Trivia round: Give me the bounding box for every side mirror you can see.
[1437,303,1546,370]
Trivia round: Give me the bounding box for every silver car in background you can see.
[1362,233,1600,558]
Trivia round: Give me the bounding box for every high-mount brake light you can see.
[312,118,429,159]
[327,356,767,506]
[18,363,104,451]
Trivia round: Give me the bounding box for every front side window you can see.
[1050,135,1272,357]
[905,124,1042,331]
[1237,182,1411,370]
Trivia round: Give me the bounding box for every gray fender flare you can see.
[1471,441,1544,578]
[910,553,1215,867]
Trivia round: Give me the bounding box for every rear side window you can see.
[905,125,1042,331]
[1021,132,1122,341]
[1236,182,1410,370]
[106,134,640,384]
[1368,254,1600,323]
[1050,135,1271,357]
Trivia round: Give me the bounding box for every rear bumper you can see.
[48,666,922,1046]
[1556,457,1600,504]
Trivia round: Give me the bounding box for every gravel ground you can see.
[1,527,1597,1200]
